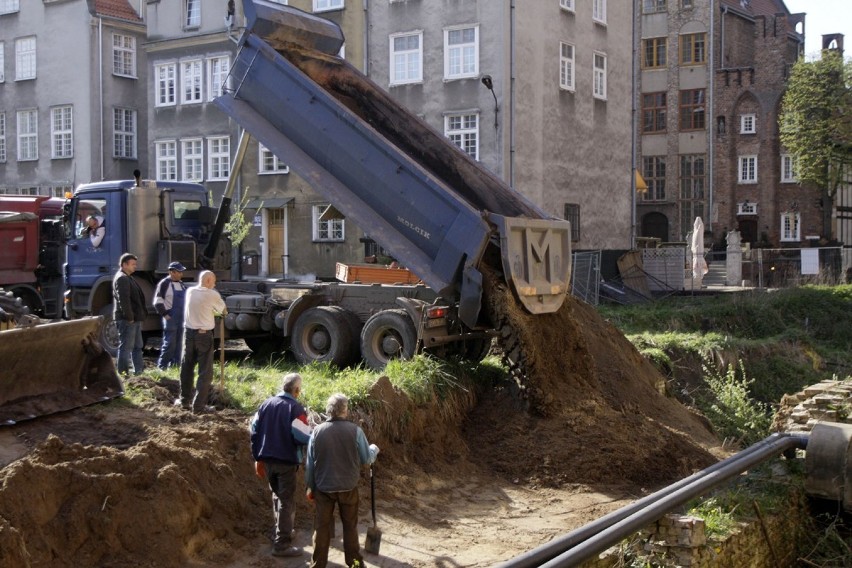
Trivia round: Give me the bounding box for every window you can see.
[679,154,705,237]
[593,53,607,100]
[17,110,38,161]
[208,55,230,100]
[444,26,479,80]
[560,0,575,11]
[781,154,798,183]
[113,108,137,159]
[312,204,344,241]
[155,63,177,107]
[181,59,203,104]
[155,141,177,181]
[208,136,230,181]
[780,212,800,241]
[0,42,5,83]
[559,42,575,91]
[0,113,5,162]
[184,0,200,29]
[390,32,422,85]
[738,155,757,184]
[15,37,36,81]
[738,200,757,215]
[259,143,290,174]
[313,0,343,11]
[642,92,667,133]
[51,106,73,159]
[642,156,666,201]
[680,33,706,65]
[112,34,136,78]
[679,89,705,130]
[682,0,693,8]
[740,113,756,134]
[445,113,479,160]
[642,38,667,68]
[593,0,606,24]
[182,139,203,181]
[643,0,666,13]
[0,0,19,15]
[564,203,580,242]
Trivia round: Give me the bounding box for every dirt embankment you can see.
[0,284,723,567]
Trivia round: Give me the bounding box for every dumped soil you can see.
[0,284,724,567]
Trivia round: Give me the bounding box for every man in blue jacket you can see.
[250,373,313,558]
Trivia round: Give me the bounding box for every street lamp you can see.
[481,74,499,129]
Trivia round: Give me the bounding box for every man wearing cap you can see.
[153,261,188,369]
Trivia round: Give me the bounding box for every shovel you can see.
[364,464,382,554]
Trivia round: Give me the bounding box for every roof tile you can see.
[92,0,143,23]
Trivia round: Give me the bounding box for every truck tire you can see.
[360,309,417,370]
[98,304,119,357]
[290,306,357,367]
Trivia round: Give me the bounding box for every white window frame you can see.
[559,42,575,91]
[155,63,177,107]
[312,203,345,242]
[740,113,756,134]
[155,140,177,181]
[593,52,607,100]
[643,0,667,13]
[184,0,201,29]
[313,0,343,11]
[182,138,204,181]
[737,201,757,215]
[593,0,606,24]
[207,55,230,101]
[51,105,73,159]
[781,154,798,183]
[112,33,136,78]
[444,112,479,160]
[0,42,5,83]
[0,113,6,163]
[0,0,20,15]
[780,212,800,242]
[560,0,575,12]
[738,155,757,184]
[258,143,290,174]
[207,136,230,181]
[443,25,479,80]
[17,109,38,161]
[113,107,137,159]
[15,36,36,81]
[389,31,423,86]
[181,59,203,104]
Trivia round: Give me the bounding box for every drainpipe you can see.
[498,432,807,568]
[509,0,515,187]
[630,0,638,248]
[363,0,369,75]
[709,0,715,239]
[98,16,104,180]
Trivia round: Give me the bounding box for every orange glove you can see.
[306,488,314,502]
[254,461,266,480]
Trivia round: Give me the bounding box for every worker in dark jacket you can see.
[113,252,147,375]
[250,373,313,558]
[152,261,188,369]
[305,393,379,568]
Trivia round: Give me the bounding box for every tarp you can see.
[691,217,708,280]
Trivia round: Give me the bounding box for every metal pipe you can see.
[498,433,807,568]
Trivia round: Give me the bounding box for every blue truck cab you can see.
[63,178,229,352]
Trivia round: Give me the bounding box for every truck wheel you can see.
[98,304,119,357]
[360,309,417,371]
[290,306,356,367]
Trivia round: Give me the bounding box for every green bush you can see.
[697,358,771,447]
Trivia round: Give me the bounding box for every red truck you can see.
[0,195,66,318]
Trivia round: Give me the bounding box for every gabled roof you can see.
[90,0,143,23]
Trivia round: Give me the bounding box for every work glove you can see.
[254,461,266,480]
[306,488,314,502]
[368,443,380,462]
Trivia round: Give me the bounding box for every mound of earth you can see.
[0,282,724,567]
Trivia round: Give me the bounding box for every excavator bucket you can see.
[0,317,124,426]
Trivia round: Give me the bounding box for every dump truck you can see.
[0,195,66,318]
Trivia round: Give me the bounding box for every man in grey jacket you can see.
[305,393,378,568]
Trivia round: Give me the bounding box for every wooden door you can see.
[268,208,285,276]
